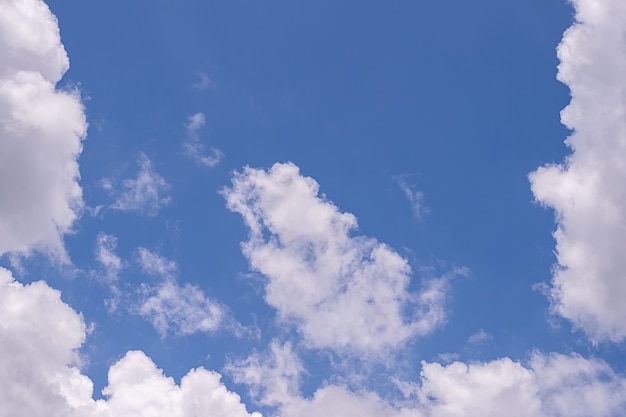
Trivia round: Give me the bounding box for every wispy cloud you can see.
[134,248,233,337]
[102,153,171,216]
[183,113,224,168]
[394,175,428,219]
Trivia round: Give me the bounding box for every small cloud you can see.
[437,352,460,363]
[183,113,224,168]
[135,247,178,279]
[94,232,122,282]
[193,70,215,92]
[133,248,237,338]
[139,280,226,337]
[394,175,428,219]
[103,153,171,216]
[467,328,493,345]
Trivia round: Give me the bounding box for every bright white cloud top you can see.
[530,0,626,342]
[1,0,626,415]
[223,162,453,355]
[0,0,86,260]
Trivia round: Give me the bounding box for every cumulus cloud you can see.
[223,163,455,355]
[529,0,626,342]
[183,112,224,168]
[0,0,87,260]
[135,248,228,337]
[0,267,261,417]
[103,153,170,216]
[230,342,626,417]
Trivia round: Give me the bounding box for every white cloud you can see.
[193,70,215,92]
[0,0,87,261]
[529,0,626,342]
[135,248,228,337]
[136,246,178,279]
[395,176,428,219]
[0,267,262,417]
[139,280,226,337]
[103,153,170,216]
[467,328,492,345]
[230,342,626,417]
[223,163,455,356]
[183,112,224,168]
[94,232,122,282]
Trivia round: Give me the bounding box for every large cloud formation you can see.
[230,341,626,417]
[223,162,454,355]
[0,267,261,417]
[0,0,87,260]
[529,0,626,341]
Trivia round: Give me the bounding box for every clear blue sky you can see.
[2,0,626,415]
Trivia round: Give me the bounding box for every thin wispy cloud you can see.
[102,153,171,216]
[183,112,224,168]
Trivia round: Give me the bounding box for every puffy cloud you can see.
[0,266,261,417]
[183,112,224,168]
[135,248,228,337]
[103,153,170,216]
[230,342,626,417]
[223,162,454,355]
[529,0,626,341]
[101,351,262,417]
[0,267,92,417]
[0,0,87,260]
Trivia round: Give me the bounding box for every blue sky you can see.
[2,0,626,415]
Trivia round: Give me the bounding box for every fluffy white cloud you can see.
[529,0,626,342]
[223,162,454,355]
[183,112,224,168]
[0,0,87,260]
[103,153,170,216]
[0,266,261,417]
[230,341,626,417]
[136,248,228,337]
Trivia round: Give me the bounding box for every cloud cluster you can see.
[0,267,261,417]
[230,341,626,417]
[223,162,453,355]
[0,0,87,260]
[529,0,626,342]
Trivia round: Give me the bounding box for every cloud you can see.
[467,328,492,345]
[139,280,226,337]
[229,341,626,417]
[0,0,87,261]
[193,70,215,92]
[183,112,224,168]
[103,153,170,216]
[529,0,626,342]
[0,267,261,417]
[94,233,122,282]
[395,175,428,219]
[135,248,229,337]
[223,162,457,356]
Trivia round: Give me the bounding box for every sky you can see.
[1,0,626,415]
